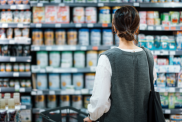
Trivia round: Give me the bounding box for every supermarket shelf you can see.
[31,89,91,95]
[163,109,182,114]
[140,3,182,8]
[0,38,31,44]
[3,105,31,111]
[0,87,32,92]
[155,87,182,93]
[0,23,30,28]
[0,4,30,10]
[140,25,182,31]
[155,65,180,73]
[0,72,31,77]
[0,56,31,62]
[21,105,32,109]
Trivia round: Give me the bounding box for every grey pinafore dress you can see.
[100,47,153,122]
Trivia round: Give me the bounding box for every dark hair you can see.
[112,6,140,42]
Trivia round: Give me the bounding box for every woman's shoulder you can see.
[100,48,119,56]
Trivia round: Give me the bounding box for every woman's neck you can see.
[118,37,140,50]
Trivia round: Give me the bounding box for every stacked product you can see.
[0,0,29,4]
[0,63,30,72]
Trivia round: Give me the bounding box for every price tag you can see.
[21,105,26,109]
[92,46,98,50]
[31,65,40,72]
[9,40,15,44]
[148,26,154,30]
[34,46,40,51]
[37,3,43,6]
[10,57,16,62]
[81,89,89,94]
[13,72,19,77]
[37,91,43,95]
[90,67,96,71]
[165,109,171,114]
[80,46,87,50]
[139,24,146,30]
[49,91,55,95]
[55,24,61,28]
[17,23,23,28]
[133,2,139,6]
[98,3,104,6]
[2,23,8,28]
[158,88,165,92]
[58,46,64,50]
[36,24,42,28]
[46,67,53,72]
[75,90,81,94]
[71,68,78,72]
[169,88,175,92]
[31,91,36,95]
[164,26,169,30]
[87,23,94,27]
[40,69,46,73]
[70,46,76,50]
[161,51,168,55]
[170,51,175,55]
[171,26,176,30]
[102,23,108,27]
[10,5,16,9]
[46,46,52,50]
[59,3,65,6]
[19,88,25,92]
[40,109,45,113]
[156,26,162,30]
[61,90,67,95]
[75,24,82,28]
[154,51,160,55]
[66,89,74,94]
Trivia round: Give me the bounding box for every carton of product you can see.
[57,6,70,23]
[33,7,45,23]
[45,6,57,23]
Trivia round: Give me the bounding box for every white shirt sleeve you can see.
[87,55,111,121]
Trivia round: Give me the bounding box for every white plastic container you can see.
[47,95,57,108]
[85,7,97,23]
[61,51,72,68]
[73,73,83,90]
[86,51,97,67]
[35,95,45,108]
[90,29,101,46]
[49,73,60,90]
[74,51,85,68]
[72,95,82,109]
[37,51,48,68]
[73,7,85,23]
[102,29,113,45]
[85,73,95,90]
[60,73,71,90]
[36,73,47,90]
[79,29,89,46]
[60,95,70,107]
[49,51,61,68]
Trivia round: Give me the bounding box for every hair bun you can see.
[117,31,134,41]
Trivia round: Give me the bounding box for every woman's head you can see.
[112,6,140,41]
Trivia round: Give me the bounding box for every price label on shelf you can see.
[92,46,98,50]
[71,68,78,72]
[37,3,43,6]
[13,72,19,77]
[158,88,165,92]
[90,67,96,71]
[154,51,160,55]
[75,90,81,94]
[40,109,45,113]
[10,5,16,9]
[148,26,154,30]
[170,51,175,55]
[102,23,108,27]
[133,2,139,6]
[31,65,40,72]
[87,23,94,28]
[17,23,23,28]
[2,23,8,28]
[169,88,175,92]
[165,109,171,114]
[34,46,40,51]
[49,91,55,95]
[10,57,16,62]
[171,26,176,30]
[61,90,67,95]
[31,91,36,95]
[70,46,76,50]
[37,91,43,95]
[55,24,61,28]
[57,46,64,50]
[19,88,25,92]
[9,40,15,44]
[46,46,52,50]
[75,24,82,28]
[139,24,146,30]
[40,69,46,73]
[36,24,42,28]
[156,26,162,30]
[80,46,87,50]
[161,51,168,55]
[98,3,104,6]
[81,89,89,94]
[59,3,65,6]
[46,67,53,72]
[21,105,26,109]
[164,26,169,30]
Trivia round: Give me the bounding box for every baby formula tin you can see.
[37,51,48,68]
[73,7,85,23]
[13,63,19,72]
[90,29,101,46]
[73,73,83,90]
[49,51,60,68]
[35,95,45,108]
[99,7,111,23]
[72,95,82,109]
[102,29,113,45]
[146,35,154,50]
[0,0,6,5]
[84,96,90,108]
[61,51,72,68]
[44,29,54,45]
[112,6,121,19]
[85,7,97,23]
[85,73,95,89]
[60,73,71,90]
[57,6,70,23]
[79,29,89,46]
[86,51,97,67]
[60,95,70,107]
[49,73,60,90]
[6,63,12,72]
[0,63,5,72]
[19,63,25,72]
[36,73,47,90]
[67,29,77,45]
[32,29,43,45]
[47,95,57,108]
[55,29,66,45]
[74,51,85,68]
[25,63,30,72]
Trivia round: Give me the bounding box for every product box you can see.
[21,96,31,105]
[160,92,169,108]
[33,7,45,23]
[170,11,179,25]
[157,59,169,65]
[171,115,182,121]
[168,36,176,50]
[157,73,166,87]
[45,6,57,23]
[17,110,31,122]
[166,73,177,87]
[57,6,70,23]
[146,35,154,50]
[138,34,146,47]
[161,36,169,50]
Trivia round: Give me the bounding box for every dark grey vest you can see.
[100,47,154,122]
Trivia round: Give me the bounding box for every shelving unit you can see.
[0,87,32,92]
[0,72,31,77]
[0,23,30,28]
[0,38,31,44]
[0,56,31,62]
[0,4,30,9]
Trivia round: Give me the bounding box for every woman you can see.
[84,6,157,122]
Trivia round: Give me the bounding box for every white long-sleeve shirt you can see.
[87,47,157,121]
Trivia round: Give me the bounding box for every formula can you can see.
[73,7,85,23]
[37,51,48,68]
[60,95,70,107]
[74,51,85,68]
[3,79,9,87]
[49,73,60,90]
[55,29,66,45]
[155,18,160,25]
[20,79,26,87]
[0,63,5,72]
[26,79,31,87]
[79,29,89,45]
[147,19,154,25]
[102,29,113,45]
[112,6,121,19]
[86,51,97,67]
[73,73,83,90]
[56,6,70,23]
[85,73,95,89]
[84,96,90,108]
[49,51,61,68]
[32,29,43,45]
[25,63,30,72]
[44,29,54,45]
[13,63,19,72]
[60,73,71,90]
[9,79,15,87]
[72,95,82,109]
[36,73,47,90]
[67,29,77,45]
[35,95,45,108]
[90,29,101,46]
[147,11,154,19]
[0,0,7,5]
[99,7,111,23]
[19,63,25,72]
[85,7,97,23]
[6,63,12,72]
[47,95,57,108]
[61,51,72,68]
